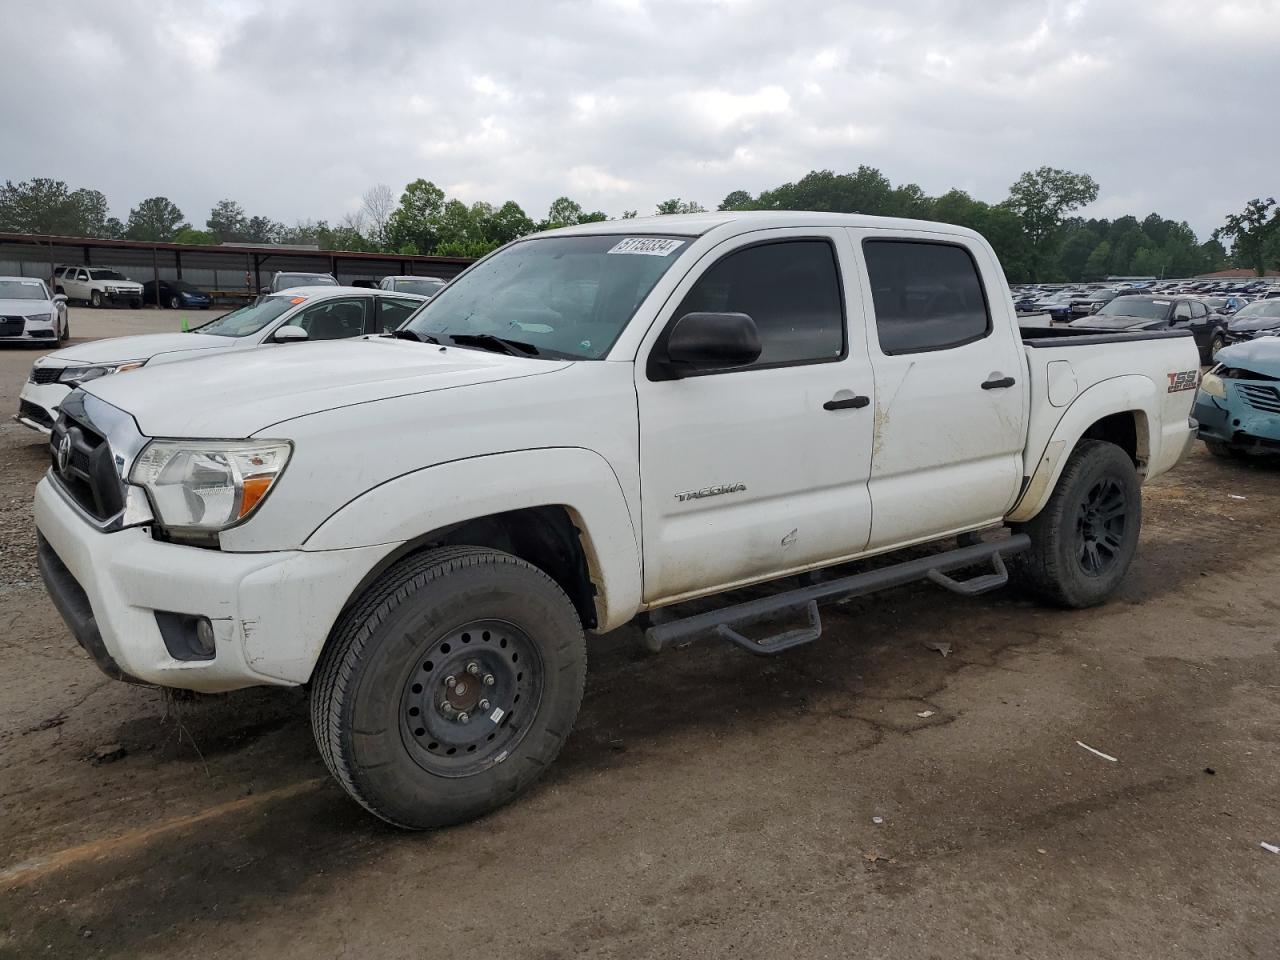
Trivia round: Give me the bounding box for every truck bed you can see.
[1021,327,1194,348]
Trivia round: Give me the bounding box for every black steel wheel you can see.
[311,546,586,829]
[398,619,542,777]
[1013,439,1141,608]
[1074,476,1127,576]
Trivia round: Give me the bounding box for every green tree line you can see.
[2,170,1276,281]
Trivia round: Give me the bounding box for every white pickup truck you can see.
[34,212,1199,829]
[54,266,144,308]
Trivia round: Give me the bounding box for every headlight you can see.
[26,312,52,323]
[130,440,291,532]
[1200,372,1226,399]
[57,359,147,386]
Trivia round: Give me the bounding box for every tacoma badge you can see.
[675,483,746,502]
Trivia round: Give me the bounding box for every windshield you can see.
[194,297,299,337]
[404,235,689,359]
[393,278,446,296]
[276,274,337,290]
[88,269,127,281]
[1232,300,1280,326]
[0,279,48,300]
[1095,297,1171,320]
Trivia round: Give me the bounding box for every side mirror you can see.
[272,325,309,343]
[52,293,67,303]
[663,312,762,376]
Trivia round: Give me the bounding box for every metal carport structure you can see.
[0,232,474,303]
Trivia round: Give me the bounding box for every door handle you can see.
[981,376,1016,390]
[823,395,870,411]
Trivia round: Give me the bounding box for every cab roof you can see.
[540,210,987,241]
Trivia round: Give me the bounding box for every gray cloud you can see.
[3,0,1277,237]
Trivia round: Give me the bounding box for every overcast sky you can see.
[4,0,1277,238]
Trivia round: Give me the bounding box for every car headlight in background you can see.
[130,440,292,532]
[57,359,147,386]
[1200,371,1226,399]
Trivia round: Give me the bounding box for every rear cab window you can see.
[862,239,991,354]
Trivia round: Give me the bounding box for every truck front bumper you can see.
[34,476,390,693]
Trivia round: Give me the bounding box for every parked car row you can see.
[39,267,450,308]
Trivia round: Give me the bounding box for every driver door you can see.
[635,229,875,604]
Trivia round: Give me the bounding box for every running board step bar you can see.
[643,534,1031,655]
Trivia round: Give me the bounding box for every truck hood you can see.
[83,336,571,437]
[42,332,231,365]
[0,298,56,317]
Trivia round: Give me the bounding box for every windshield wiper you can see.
[445,333,539,356]
[388,329,439,344]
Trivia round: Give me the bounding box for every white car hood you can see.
[40,332,231,365]
[83,336,571,437]
[0,298,55,317]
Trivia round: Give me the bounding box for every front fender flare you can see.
[1007,375,1156,523]
[303,447,642,632]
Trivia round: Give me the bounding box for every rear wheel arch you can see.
[1009,376,1160,524]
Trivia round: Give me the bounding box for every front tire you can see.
[311,546,587,829]
[90,290,102,308]
[58,314,69,343]
[168,294,181,309]
[1012,440,1141,609]
[1208,333,1226,360]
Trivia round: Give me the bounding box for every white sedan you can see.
[16,286,426,434]
[0,276,70,345]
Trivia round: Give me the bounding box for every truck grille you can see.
[49,412,125,521]
[29,366,63,384]
[1238,383,1280,414]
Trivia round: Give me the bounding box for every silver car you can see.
[16,286,425,434]
[378,275,447,298]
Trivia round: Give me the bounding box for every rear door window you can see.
[376,297,420,333]
[862,240,991,354]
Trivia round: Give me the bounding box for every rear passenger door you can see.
[849,230,1027,550]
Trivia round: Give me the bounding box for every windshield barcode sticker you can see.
[608,237,685,257]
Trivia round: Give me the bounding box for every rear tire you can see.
[1012,440,1141,609]
[311,546,587,830]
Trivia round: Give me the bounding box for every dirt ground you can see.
[0,308,1277,959]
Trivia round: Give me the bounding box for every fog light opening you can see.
[194,617,216,656]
